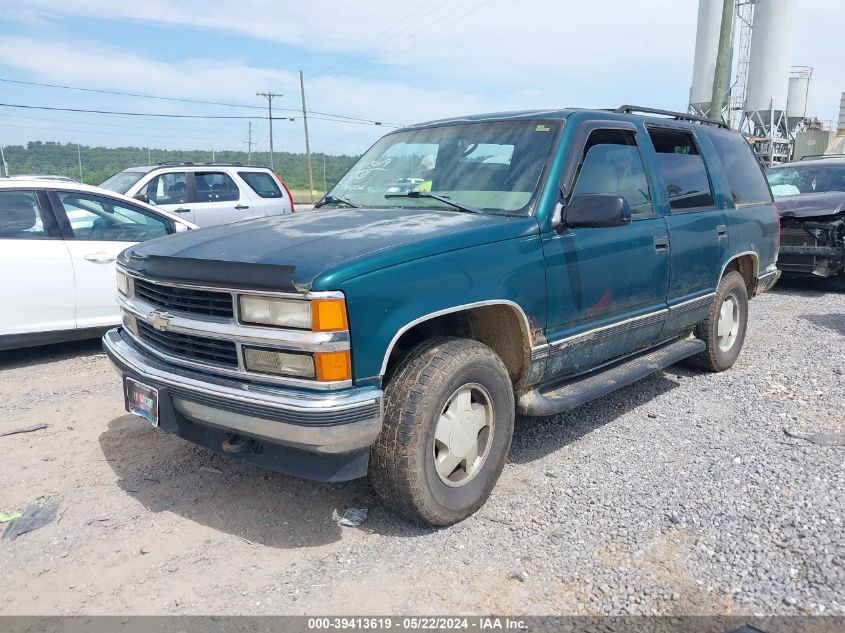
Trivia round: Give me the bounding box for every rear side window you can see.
[0,190,48,239]
[239,171,283,198]
[195,172,239,203]
[707,129,773,206]
[647,127,715,211]
[145,172,188,205]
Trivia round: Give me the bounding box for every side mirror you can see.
[562,194,631,228]
[134,193,150,204]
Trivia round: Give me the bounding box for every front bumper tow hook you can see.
[222,435,261,454]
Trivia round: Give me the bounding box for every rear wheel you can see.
[369,337,514,525]
[686,271,749,372]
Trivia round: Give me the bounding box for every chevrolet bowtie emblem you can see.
[148,311,173,332]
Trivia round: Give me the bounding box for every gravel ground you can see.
[0,276,843,616]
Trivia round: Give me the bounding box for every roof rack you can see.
[155,161,245,167]
[614,105,730,129]
[798,154,845,161]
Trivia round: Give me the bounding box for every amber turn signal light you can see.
[311,299,348,332]
[314,350,351,382]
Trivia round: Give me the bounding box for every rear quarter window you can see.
[238,171,283,198]
[706,128,773,206]
[646,127,715,211]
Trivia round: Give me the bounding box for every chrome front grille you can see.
[134,278,233,318]
[137,321,238,368]
[119,267,352,389]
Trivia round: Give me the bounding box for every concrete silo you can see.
[689,0,733,118]
[743,0,797,137]
[786,66,812,132]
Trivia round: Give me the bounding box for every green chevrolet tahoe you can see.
[104,106,781,525]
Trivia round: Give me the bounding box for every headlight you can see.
[243,347,315,378]
[116,270,130,297]
[238,296,348,331]
[239,296,312,329]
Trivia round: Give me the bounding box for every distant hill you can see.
[1,141,360,191]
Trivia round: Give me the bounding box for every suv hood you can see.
[776,191,845,219]
[120,207,537,292]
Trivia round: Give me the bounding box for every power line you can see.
[0,76,403,127]
[331,0,478,78]
[308,115,397,127]
[0,102,260,119]
[340,0,491,80]
[321,0,436,75]
[0,101,401,128]
[0,111,259,133]
[0,77,264,110]
[0,120,252,143]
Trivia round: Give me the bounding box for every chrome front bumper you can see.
[103,328,383,455]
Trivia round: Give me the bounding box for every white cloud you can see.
[0,35,506,153]
[2,0,699,98]
[0,0,841,153]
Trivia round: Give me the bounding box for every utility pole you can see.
[147,146,152,165]
[244,122,254,165]
[322,153,327,193]
[0,145,8,177]
[299,70,315,202]
[257,91,282,171]
[77,144,83,181]
[709,0,734,122]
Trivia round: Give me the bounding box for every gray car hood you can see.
[776,191,845,219]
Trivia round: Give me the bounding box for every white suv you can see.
[100,163,295,227]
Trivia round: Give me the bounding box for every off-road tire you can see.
[686,271,749,372]
[369,337,514,526]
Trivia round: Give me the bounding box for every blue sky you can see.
[0,0,841,158]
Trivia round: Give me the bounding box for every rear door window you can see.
[195,172,240,202]
[647,127,715,211]
[0,190,51,239]
[144,172,188,205]
[238,171,283,198]
[706,129,772,206]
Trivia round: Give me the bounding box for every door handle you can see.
[173,208,191,213]
[653,236,670,252]
[717,224,728,239]
[234,204,250,210]
[83,253,116,264]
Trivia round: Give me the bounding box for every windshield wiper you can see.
[384,191,481,214]
[315,194,361,209]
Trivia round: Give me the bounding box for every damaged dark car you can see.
[767,156,845,278]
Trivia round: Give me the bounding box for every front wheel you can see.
[369,337,515,526]
[686,271,749,372]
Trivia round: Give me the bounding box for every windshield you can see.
[99,171,147,194]
[326,120,561,213]
[767,163,845,197]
